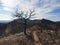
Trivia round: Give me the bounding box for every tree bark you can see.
[24,19,27,35]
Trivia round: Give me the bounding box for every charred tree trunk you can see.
[24,19,33,39]
[24,19,27,35]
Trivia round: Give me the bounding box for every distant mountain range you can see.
[0,20,12,23]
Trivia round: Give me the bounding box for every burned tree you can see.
[13,9,35,36]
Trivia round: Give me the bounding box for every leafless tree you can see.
[13,9,36,36]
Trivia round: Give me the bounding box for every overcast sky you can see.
[0,0,60,21]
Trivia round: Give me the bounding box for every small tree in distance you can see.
[13,9,36,36]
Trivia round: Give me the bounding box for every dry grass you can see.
[0,29,60,45]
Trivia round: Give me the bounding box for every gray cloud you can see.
[0,0,60,21]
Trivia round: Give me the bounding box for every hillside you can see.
[0,28,60,45]
[0,19,60,45]
[0,19,60,36]
[4,19,60,35]
[0,23,8,36]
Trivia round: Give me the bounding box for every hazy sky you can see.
[0,0,60,21]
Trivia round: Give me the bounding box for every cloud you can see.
[0,0,60,21]
[1,0,19,8]
[0,14,13,20]
[3,7,11,11]
[33,0,60,20]
[16,0,60,20]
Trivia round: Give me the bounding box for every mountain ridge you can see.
[0,19,60,45]
[0,19,60,36]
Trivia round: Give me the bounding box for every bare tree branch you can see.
[13,9,36,36]
[28,9,36,19]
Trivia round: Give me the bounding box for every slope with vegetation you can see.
[0,19,60,45]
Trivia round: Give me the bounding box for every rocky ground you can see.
[0,29,60,45]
